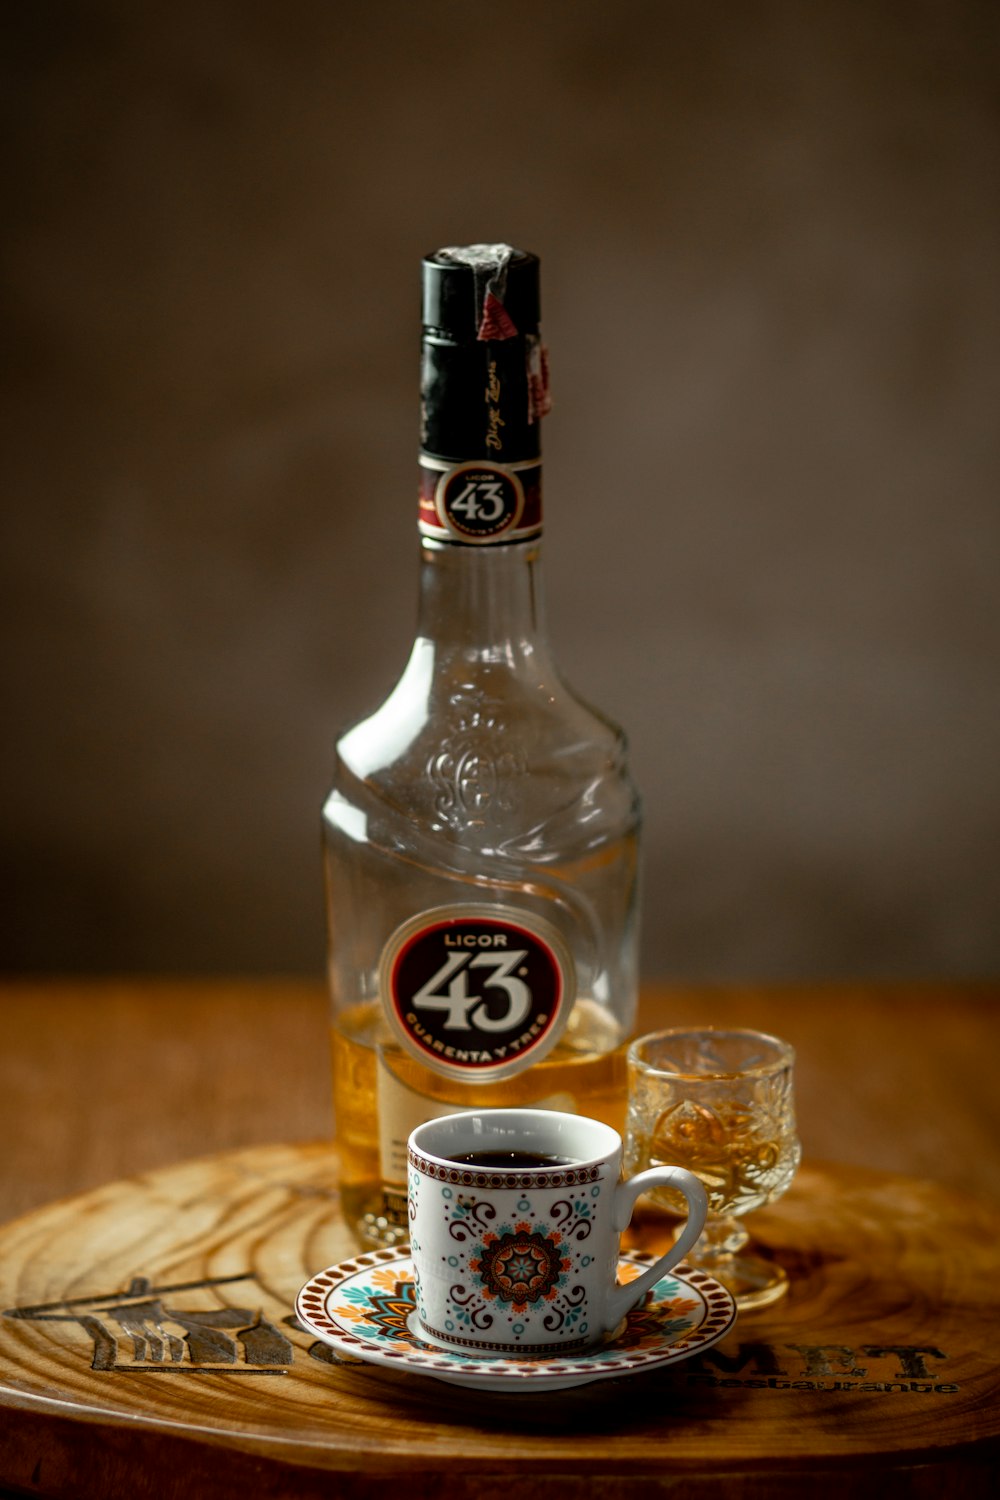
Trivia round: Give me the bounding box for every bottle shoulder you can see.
[325,650,640,857]
[340,640,627,767]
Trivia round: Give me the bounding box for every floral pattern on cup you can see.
[415,1187,604,1352]
[473,1222,569,1308]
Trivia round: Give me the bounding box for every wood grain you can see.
[0,1142,998,1498]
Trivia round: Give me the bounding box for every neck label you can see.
[419,459,542,544]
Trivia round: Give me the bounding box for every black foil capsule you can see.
[420,245,544,465]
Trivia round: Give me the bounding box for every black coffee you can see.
[448,1150,576,1169]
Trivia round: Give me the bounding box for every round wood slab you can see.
[0,1144,997,1497]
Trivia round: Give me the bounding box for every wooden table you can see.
[1,978,998,1496]
[3,977,998,1220]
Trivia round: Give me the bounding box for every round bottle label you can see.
[437,462,525,540]
[418,459,543,544]
[379,905,574,1081]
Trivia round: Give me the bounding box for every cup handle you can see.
[606,1167,709,1328]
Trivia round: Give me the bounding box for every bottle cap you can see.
[419,244,547,480]
[422,245,540,343]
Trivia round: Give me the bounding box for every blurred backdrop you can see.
[2,0,998,982]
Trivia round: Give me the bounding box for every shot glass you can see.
[625,1027,801,1310]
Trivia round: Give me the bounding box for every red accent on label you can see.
[529,343,552,421]
[478,291,519,342]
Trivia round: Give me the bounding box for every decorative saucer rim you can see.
[295,1246,737,1393]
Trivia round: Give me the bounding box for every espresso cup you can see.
[407,1108,708,1358]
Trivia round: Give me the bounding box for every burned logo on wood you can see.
[4,1273,293,1374]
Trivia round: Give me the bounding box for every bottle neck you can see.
[414,536,552,668]
[416,249,550,667]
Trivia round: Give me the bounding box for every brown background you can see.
[2,0,998,983]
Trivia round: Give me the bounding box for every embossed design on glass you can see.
[427,688,527,827]
[625,1029,801,1310]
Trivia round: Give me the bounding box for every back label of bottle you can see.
[379,904,574,1081]
[419,459,543,544]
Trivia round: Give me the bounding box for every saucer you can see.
[295,1246,737,1392]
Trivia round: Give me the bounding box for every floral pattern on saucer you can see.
[296,1247,737,1393]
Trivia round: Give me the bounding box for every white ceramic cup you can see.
[407,1108,708,1358]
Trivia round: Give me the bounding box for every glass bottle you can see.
[323,244,642,1247]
